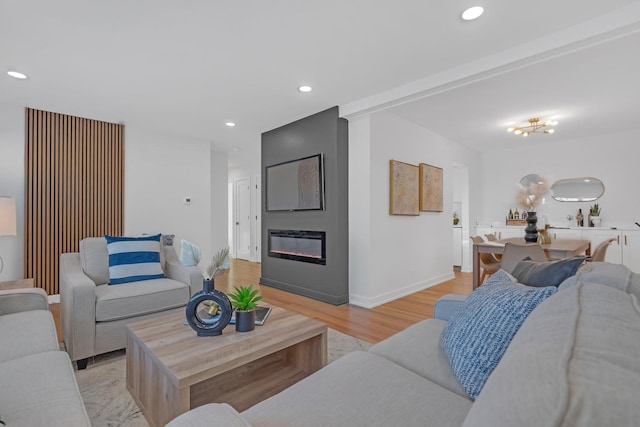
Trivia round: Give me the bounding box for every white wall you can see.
[480,130,640,229]
[0,104,25,281]
[124,127,213,267]
[349,110,482,307]
[0,103,221,283]
[210,150,229,257]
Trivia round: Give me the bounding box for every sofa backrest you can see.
[462,265,640,426]
[79,237,168,285]
[560,260,640,300]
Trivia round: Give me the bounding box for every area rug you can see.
[74,328,371,427]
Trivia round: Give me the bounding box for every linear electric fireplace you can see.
[268,229,326,265]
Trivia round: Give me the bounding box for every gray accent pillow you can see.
[511,256,588,287]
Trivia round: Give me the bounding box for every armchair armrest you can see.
[166,403,253,427]
[0,288,49,315]
[433,294,468,321]
[163,246,204,296]
[59,252,97,361]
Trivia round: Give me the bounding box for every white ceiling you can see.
[2,1,640,164]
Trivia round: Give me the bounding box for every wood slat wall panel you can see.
[25,108,124,295]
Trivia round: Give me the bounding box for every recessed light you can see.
[7,70,27,79]
[225,122,236,127]
[461,6,484,21]
[298,85,312,93]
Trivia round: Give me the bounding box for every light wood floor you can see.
[50,259,472,344]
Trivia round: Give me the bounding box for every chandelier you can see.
[507,118,558,137]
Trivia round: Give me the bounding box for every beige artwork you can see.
[389,160,419,216]
[419,163,443,212]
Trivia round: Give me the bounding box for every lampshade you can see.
[0,196,17,236]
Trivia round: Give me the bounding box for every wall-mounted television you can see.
[266,154,325,212]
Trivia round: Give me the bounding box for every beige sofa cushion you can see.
[243,351,472,427]
[0,310,59,363]
[370,318,468,398]
[462,281,640,427]
[95,277,189,321]
[80,236,168,285]
[0,351,91,426]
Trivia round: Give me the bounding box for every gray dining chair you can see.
[500,242,548,274]
[471,235,501,283]
[590,238,617,262]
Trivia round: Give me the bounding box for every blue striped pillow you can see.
[105,234,165,285]
[440,273,556,400]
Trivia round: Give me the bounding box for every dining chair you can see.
[590,238,617,262]
[471,235,501,284]
[500,242,548,274]
[484,232,502,261]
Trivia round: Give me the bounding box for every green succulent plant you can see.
[590,204,601,216]
[227,284,263,311]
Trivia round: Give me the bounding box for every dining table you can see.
[472,238,591,289]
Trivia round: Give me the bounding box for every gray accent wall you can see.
[260,107,349,305]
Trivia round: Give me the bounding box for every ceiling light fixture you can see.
[225,122,236,127]
[461,6,484,21]
[7,70,27,79]
[507,118,558,137]
[298,85,312,93]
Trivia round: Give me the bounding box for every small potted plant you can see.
[228,284,263,332]
[589,204,602,227]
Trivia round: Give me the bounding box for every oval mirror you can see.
[550,177,604,202]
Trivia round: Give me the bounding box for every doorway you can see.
[235,177,251,260]
[453,163,471,272]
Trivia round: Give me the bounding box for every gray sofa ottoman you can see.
[167,262,640,426]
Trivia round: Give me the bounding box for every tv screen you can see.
[266,154,325,212]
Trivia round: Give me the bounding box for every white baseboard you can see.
[349,271,455,309]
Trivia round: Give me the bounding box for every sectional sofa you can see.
[168,262,640,426]
[0,287,90,426]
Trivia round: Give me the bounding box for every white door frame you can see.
[254,174,261,262]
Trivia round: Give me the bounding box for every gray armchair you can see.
[60,237,202,368]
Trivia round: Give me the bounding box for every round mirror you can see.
[550,177,604,202]
[519,174,545,189]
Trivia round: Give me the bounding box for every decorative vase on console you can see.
[524,211,538,243]
[516,176,550,243]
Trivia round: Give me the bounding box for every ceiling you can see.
[2,1,640,165]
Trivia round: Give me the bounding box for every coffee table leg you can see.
[127,332,190,427]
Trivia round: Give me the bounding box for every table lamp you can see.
[0,196,17,274]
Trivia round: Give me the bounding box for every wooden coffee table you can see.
[126,306,327,427]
